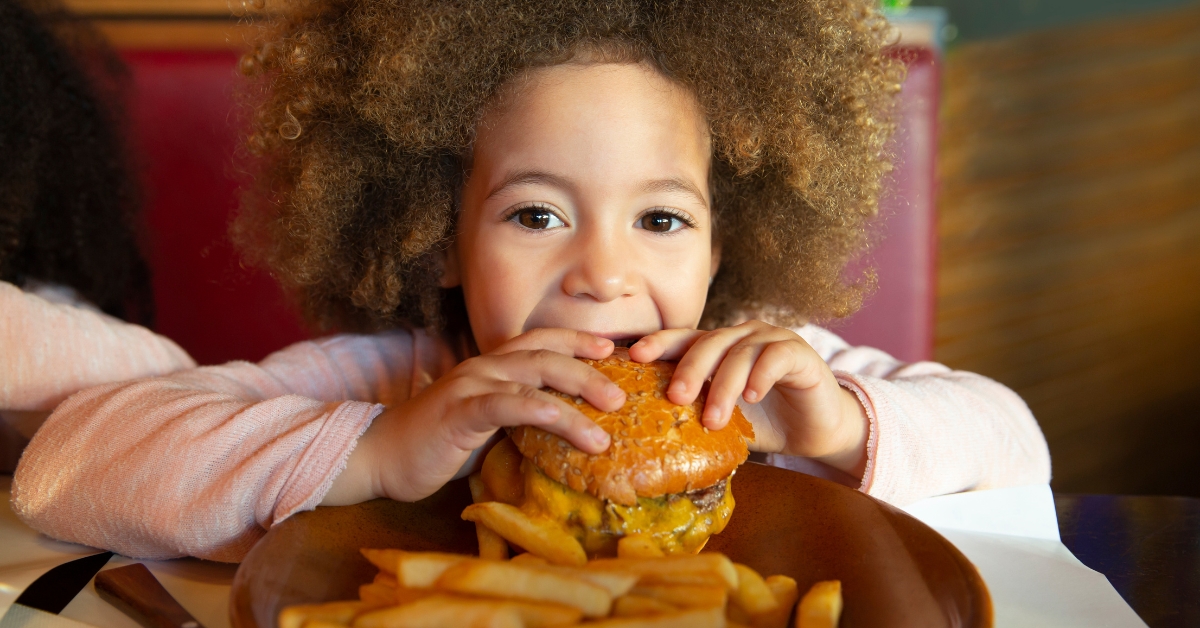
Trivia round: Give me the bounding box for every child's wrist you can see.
[811,386,870,480]
[321,409,390,506]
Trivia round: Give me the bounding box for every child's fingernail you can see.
[669,381,686,396]
[605,384,624,400]
[591,427,610,447]
[704,405,721,423]
[744,390,758,403]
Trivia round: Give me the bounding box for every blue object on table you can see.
[1057,494,1200,628]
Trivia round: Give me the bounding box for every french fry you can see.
[396,552,470,588]
[588,554,739,590]
[358,582,395,607]
[498,599,583,627]
[753,575,799,628]
[481,437,524,505]
[476,521,510,560]
[435,559,613,617]
[613,594,679,617]
[353,595,522,628]
[630,584,728,609]
[373,572,398,588]
[511,553,549,566]
[732,564,778,615]
[469,473,494,503]
[522,563,638,597]
[395,586,437,606]
[581,606,727,627]
[279,600,368,628]
[461,502,587,566]
[727,601,752,625]
[468,474,511,559]
[360,548,403,575]
[795,580,842,628]
[618,534,665,558]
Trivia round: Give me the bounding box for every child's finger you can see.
[666,326,758,405]
[745,341,816,402]
[702,340,766,429]
[494,328,615,360]
[458,388,610,454]
[628,329,706,362]
[493,349,626,412]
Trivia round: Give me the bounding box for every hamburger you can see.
[485,349,755,557]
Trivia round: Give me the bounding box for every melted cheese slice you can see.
[519,461,734,556]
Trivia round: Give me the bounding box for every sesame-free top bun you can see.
[509,349,755,506]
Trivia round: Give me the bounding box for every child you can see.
[13,0,1049,561]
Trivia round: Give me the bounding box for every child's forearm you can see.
[0,281,195,411]
[11,366,379,562]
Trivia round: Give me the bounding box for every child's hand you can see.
[323,329,624,505]
[629,321,869,478]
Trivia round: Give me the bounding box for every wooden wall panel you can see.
[936,5,1200,493]
[59,0,276,49]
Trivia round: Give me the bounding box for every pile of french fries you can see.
[280,455,843,628]
[279,547,842,628]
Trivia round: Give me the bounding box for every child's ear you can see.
[438,241,462,288]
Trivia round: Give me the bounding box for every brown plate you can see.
[230,462,992,627]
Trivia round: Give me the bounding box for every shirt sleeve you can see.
[757,325,1052,506]
[0,281,197,411]
[10,330,454,562]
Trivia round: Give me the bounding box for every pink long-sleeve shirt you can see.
[11,324,1050,562]
[1,281,196,472]
[0,281,195,411]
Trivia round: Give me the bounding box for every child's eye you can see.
[508,206,565,230]
[637,209,694,234]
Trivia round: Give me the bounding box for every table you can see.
[1,476,1157,628]
[1056,494,1200,628]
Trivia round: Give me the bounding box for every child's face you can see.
[452,62,718,354]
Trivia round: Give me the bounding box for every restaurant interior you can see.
[2,0,1197,626]
[46,0,1198,497]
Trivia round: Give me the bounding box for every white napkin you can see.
[902,485,1148,628]
[0,605,97,628]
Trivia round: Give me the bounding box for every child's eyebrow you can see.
[640,177,709,209]
[486,170,708,209]
[485,170,574,201]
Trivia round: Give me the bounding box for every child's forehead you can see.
[483,61,708,134]
[468,62,713,202]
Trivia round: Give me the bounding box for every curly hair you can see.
[0,0,152,323]
[235,0,901,336]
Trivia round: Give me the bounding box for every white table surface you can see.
[1,476,1147,628]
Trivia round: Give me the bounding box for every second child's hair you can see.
[0,0,152,323]
[236,0,902,335]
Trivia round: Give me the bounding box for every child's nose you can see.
[560,234,637,302]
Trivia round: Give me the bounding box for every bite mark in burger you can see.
[485,349,755,557]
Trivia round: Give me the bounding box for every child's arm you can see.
[632,322,1051,506]
[11,329,619,561]
[9,333,415,562]
[799,324,1050,504]
[0,280,196,411]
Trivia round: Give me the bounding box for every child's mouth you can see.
[611,338,640,349]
